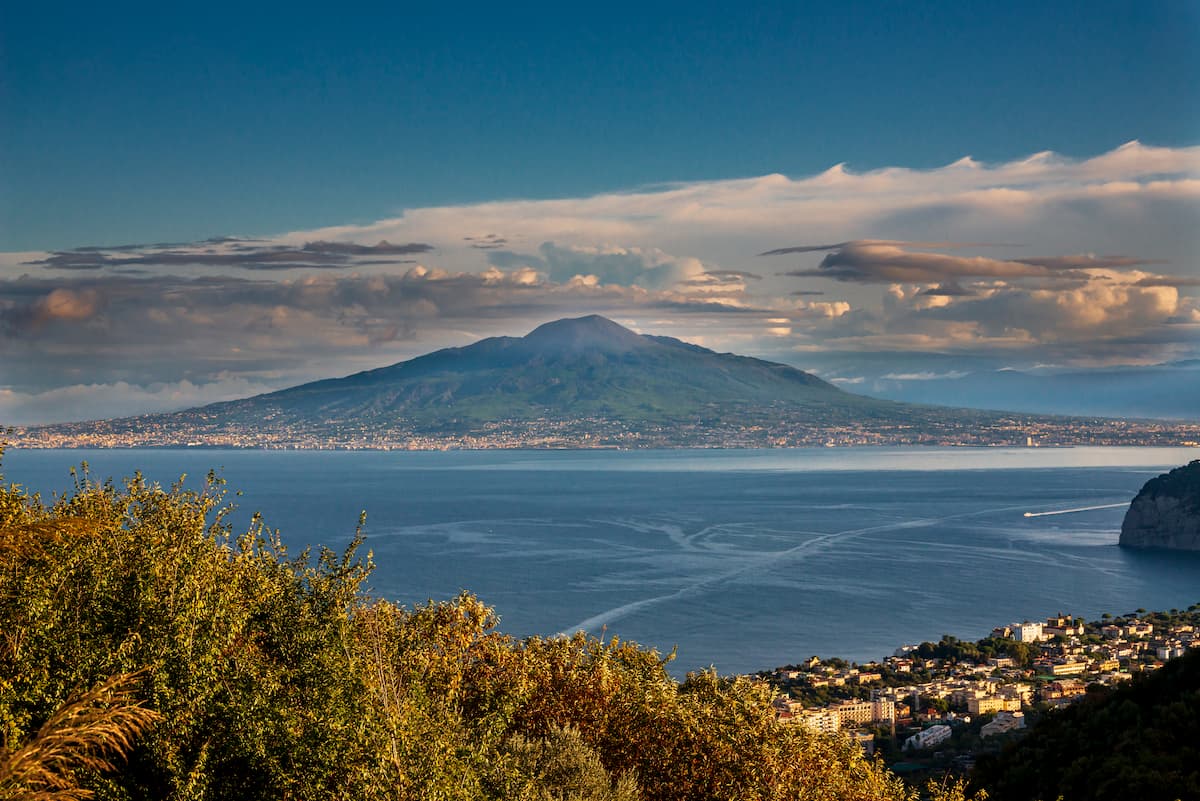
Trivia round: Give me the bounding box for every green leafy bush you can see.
[0,457,973,801]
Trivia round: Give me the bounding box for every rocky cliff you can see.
[1119,460,1200,550]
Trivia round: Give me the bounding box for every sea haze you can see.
[7,447,1200,674]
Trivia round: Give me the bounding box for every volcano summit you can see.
[14,317,1200,449]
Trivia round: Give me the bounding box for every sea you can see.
[5,446,1200,675]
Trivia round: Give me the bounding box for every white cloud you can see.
[0,377,277,425]
[14,139,1185,282]
[488,242,707,290]
[2,141,1198,423]
[811,269,1195,363]
[881,371,970,381]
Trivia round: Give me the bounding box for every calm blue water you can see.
[5,447,1200,674]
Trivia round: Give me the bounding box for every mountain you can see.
[1120,461,1200,551]
[232,315,859,423]
[14,316,1200,448]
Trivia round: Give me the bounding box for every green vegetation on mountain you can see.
[185,315,891,425]
[1120,460,1200,550]
[970,648,1200,801]
[1131,460,1200,505]
[20,315,1200,448]
[0,454,980,801]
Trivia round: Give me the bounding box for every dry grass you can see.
[0,519,103,560]
[0,672,161,801]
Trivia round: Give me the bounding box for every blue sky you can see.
[1,2,1198,423]
[4,1,1198,249]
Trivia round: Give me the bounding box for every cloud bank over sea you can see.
[2,142,1197,424]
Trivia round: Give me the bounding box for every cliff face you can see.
[1119,460,1200,550]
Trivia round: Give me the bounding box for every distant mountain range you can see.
[852,362,1200,420]
[234,314,853,420]
[14,316,1200,448]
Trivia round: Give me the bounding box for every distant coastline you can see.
[10,417,1200,450]
[12,316,1200,451]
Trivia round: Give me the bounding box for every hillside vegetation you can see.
[0,456,977,801]
[184,315,861,425]
[971,647,1200,801]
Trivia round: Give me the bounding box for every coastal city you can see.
[12,412,1200,450]
[763,605,1200,779]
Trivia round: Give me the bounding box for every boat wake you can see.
[559,502,1031,635]
[1022,502,1127,518]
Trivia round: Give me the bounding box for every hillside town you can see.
[763,605,1200,777]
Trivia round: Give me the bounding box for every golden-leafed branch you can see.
[0,519,102,560]
[0,672,161,801]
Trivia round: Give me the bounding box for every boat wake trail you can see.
[1022,502,1127,518]
[559,503,1030,635]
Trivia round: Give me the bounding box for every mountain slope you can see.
[971,649,1200,801]
[857,364,1200,420]
[203,315,883,424]
[17,316,1200,448]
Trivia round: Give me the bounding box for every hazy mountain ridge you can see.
[178,315,873,424]
[14,316,1200,448]
[851,363,1200,420]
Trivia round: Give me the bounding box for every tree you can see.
[0,456,991,801]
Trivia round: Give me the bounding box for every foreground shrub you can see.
[0,457,970,801]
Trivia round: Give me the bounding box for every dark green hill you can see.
[1126,460,1200,512]
[971,648,1200,801]
[1120,461,1200,550]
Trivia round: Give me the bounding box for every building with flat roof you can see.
[968,696,1022,716]
[829,698,895,728]
[981,711,1025,738]
[903,724,951,752]
[797,709,840,735]
[1013,621,1045,642]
